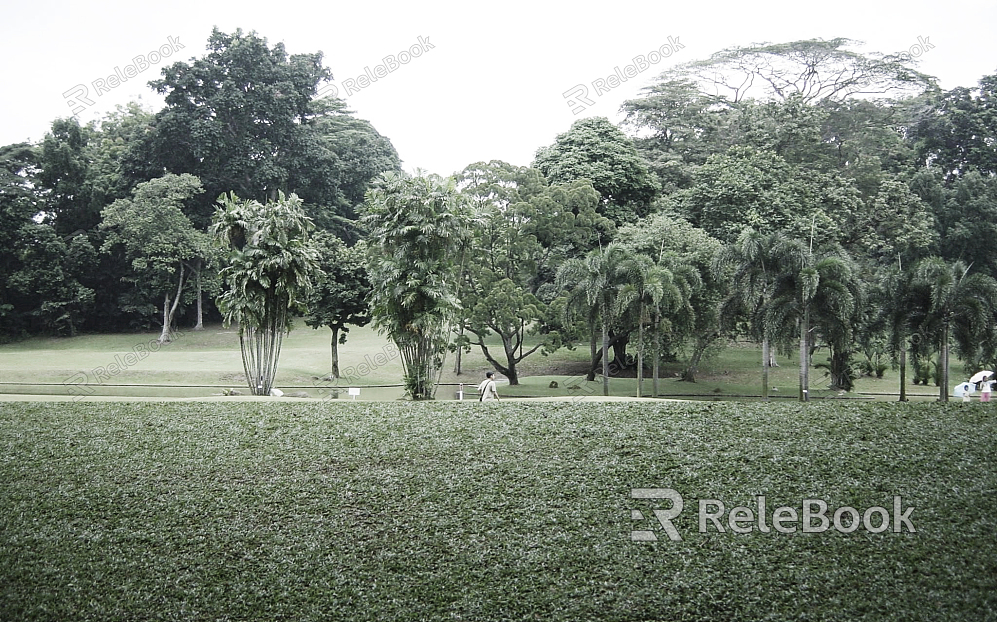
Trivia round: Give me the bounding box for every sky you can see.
[1,0,994,177]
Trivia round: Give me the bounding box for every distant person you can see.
[981,379,994,403]
[477,371,500,401]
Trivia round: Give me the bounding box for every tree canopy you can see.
[533,117,660,226]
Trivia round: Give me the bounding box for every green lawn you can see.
[0,325,945,401]
[1,400,994,620]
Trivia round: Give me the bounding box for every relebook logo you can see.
[630,488,916,542]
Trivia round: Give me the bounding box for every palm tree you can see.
[362,172,475,400]
[873,265,922,401]
[653,264,699,396]
[913,257,997,401]
[557,244,632,396]
[715,229,782,400]
[615,255,685,397]
[212,192,321,395]
[765,239,860,402]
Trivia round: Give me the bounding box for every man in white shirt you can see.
[477,371,500,401]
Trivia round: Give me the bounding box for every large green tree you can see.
[455,161,612,384]
[6,225,95,338]
[307,112,402,237]
[909,73,997,181]
[917,171,997,280]
[0,143,44,337]
[680,146,861,246]
[361,172,474,400]
[622,87,841,192]
[32,108,173,334]
[533,117,659,226]
[100,174,208,343]
[141,28,399,234]
[38,118,99,237]
[661,38,934,104]
[620,80,727,193]
[843,179,937,265]
[304,233,371,380]
[147,28,329,212]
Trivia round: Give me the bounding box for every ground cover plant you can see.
[1,400,993,620]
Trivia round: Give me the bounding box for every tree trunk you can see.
[768,349,779,367]
[652,313,660,397]
[159,292,172,344]
[799,309,809,402]
[828,345,854,391]
[940,321,949,402]
[611,335,630,373]
[762,337,771,401]
[601,317,610,397]
[681,332,716,383]
[899,339,907,402]
[636,315,644,398]
[194,259,204,331]
[502,334,521,386]
[158,263,185,344]
[453,324,464,374]
[680,336,707,383]
[586,323,598,382]
[330,326,340,379]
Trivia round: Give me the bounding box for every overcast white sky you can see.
[1,0,993,176]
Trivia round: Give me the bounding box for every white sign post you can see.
[348,387,361,400]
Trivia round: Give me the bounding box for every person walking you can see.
[477,371,500,401]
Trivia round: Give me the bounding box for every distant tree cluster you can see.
[3,33,996,401]
[0,28,400,345]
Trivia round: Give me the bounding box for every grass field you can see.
[1,400,994,620]
[0,324,946,401]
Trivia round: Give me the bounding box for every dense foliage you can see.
[0,29,399,341]
[211,191,321,395]
[2,32,996,400]
[360,172,474,399]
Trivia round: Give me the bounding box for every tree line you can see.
[2,31,995,401]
